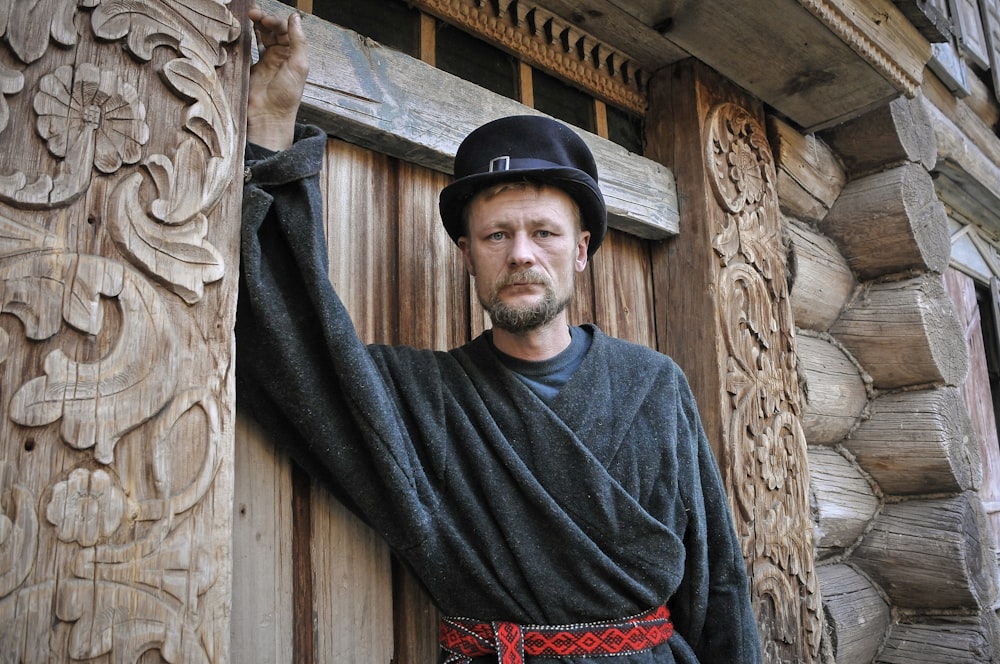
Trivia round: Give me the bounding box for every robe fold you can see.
[237,124,762,663]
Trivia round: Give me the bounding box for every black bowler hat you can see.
[439,115,607,256]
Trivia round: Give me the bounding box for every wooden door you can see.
[944,267,1000,551]
[234,132,660,661]
[0,1,248,661]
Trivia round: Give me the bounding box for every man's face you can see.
[458,184,591,333]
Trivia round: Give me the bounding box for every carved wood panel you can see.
[704,102,822,662]
[0,1,245,661]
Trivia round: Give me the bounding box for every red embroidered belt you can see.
[439,604,673,664]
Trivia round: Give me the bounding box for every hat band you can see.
[479,157,577,175]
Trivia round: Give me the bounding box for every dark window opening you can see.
[532,69,594,134]
[435,23,519,101]
[607,105,644,155]
[312,0,420,57]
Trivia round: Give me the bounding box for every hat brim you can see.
[439,167,607,257]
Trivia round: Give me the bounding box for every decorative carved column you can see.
[647,61,821,661]
[0,1,246,661]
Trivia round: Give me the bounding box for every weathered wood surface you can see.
[0,1,246,661]
[854,493,998,610]
[589,231,657,348]
[820,163,950,279]
[845,387,981,495]
[808,447,880,560]
[877,613,1000,663]
[256,0,679,240]
[786,220,855,332]
[233,414,295,663]
[944,267,1000,552]
[830,274,970,389]
[768,117,846,223]
[786,220,856,332]
[920,72,1000,233]
[648,61,822,662]
[821,92,937,174]
[797,333,868,444]
[817,564,891,664]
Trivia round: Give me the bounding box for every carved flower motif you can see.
[34,64,149,174]
[47,468,127,547]
[725,120,766,206]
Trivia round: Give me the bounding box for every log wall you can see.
[777,90,1000,662]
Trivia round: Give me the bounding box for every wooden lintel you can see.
[258,0,679,239]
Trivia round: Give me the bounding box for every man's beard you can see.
[480,269,572,333]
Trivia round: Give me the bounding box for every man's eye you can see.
[536,230,552,238]
[489,232,505,241]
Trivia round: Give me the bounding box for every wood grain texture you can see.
[0,1,246,661]
[821,163,951,279]
[816,564,891,664]
[854,493,998,610]
[786,220,856,332]
[831,274,970,389]
[808,448,880,560]
[845,387,981,495]
[797,334,869,445]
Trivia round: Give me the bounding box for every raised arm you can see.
[247,7,310,151]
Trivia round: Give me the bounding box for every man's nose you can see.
[507,232,536,266]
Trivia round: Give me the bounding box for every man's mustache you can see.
[495,270,552,289]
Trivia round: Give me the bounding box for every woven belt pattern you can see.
[439,604,673,664]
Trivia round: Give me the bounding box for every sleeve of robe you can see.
[237,124,434,553]
[667,370,761,662]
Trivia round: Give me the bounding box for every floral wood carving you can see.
[706,102,822,662]
[0,1,240,662]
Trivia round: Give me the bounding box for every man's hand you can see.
[247,7,309,152]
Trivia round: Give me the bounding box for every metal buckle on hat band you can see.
[489,156,511,172]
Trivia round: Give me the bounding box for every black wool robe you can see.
[237,124,762,664]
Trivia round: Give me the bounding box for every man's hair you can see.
[460,180,583,236]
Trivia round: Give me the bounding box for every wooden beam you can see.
[537,0,931,131]
[256,0,678,239]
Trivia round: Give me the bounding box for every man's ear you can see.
[457,237,476,276]
[575,231,591,272]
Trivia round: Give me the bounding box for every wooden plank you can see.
[920,82,1000,235]
[255,0,678,240]
[310,138,398,662]
[232,414,295,664]
[394,161,464,661]
[536,0,930,130]
[324,139,399,338]
[589,230,656,347]
[311,489,395,664]
[647,60,822,662]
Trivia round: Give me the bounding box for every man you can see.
[239,8,761,663]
